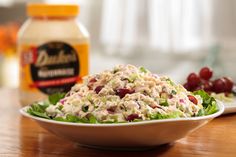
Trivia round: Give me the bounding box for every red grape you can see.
[183,82,191,91]
[116,88,135,98]
[223,77,234,92]
[212,78,226,93]
[199,67,213,80]
[194,86,203,91]
[202,80,213,92]
[184,66,234,96]
[187,73,201,88]
[187,95,198,105]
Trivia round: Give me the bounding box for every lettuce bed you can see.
[26,90,219,123]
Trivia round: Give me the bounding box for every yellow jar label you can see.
[19,41,88,95]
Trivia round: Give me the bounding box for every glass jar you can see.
[18,4,89,106]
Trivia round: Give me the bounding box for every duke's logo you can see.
[35,50,77,67]
[30,41,80,94]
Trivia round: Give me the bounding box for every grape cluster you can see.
[183,67,234,94]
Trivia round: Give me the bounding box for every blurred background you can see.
[0,0,236,87]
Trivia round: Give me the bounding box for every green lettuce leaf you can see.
[139,67,148,73]
[48,93,66,105]
[150,111,181,120]
[27,93,66,119]
[89,115,98,123]
[27,102,50,119]
[53,114,98,123]
[194,90,218,115]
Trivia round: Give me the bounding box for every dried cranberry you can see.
[187,95,198,105]
[88,78,97,90]
[89,78,97,83]
[116,88,134,98]
[95,86,104,94]
[151,105,161,109]
[107,107,116,114]
[126,114,141,121]
[88,85,93,90]
[180,99,185,103]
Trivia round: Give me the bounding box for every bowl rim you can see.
[20,100,224,127]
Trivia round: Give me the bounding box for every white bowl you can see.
[20,101,224,150]
[222,98,236,114]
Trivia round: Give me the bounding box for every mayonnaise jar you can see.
[18,4,89,106]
